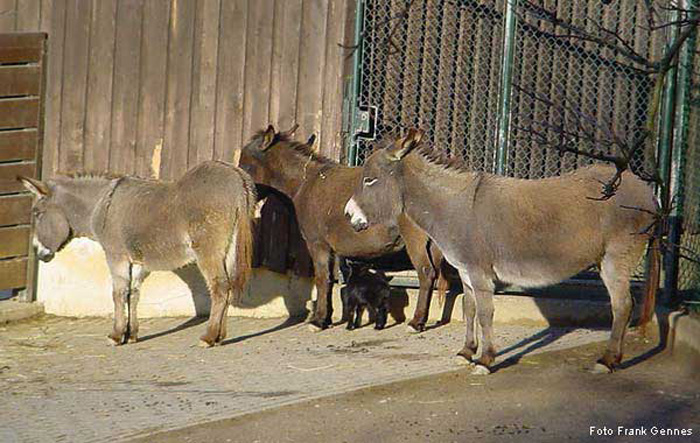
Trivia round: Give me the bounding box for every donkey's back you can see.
[472,164,656,287]
[102,161,256,272]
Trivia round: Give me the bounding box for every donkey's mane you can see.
[413,145,472,175]
[63,171,125,181]
[255,129,336,166]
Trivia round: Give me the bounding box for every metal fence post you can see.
[494,0,518,175]
[346,0,365,166]
[657,15,679,198]
[665,0,698,305]
[656,6,679,305]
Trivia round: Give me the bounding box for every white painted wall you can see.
[37,238,313,318]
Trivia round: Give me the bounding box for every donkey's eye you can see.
[363,177,378,187]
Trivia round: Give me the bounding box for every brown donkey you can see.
[346,129,658,374]
[19,161,256,347]
[239,125,450,332]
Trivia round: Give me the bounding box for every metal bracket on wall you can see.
[355,105,377,141]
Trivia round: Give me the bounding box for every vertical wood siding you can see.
[1,0,355,278]
[0,0,352,179]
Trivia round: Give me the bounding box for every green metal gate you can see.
[344,0,699,305]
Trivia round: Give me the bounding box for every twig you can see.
[287,364,335,372]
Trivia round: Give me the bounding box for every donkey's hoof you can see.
[591,362,614,374]
[456,358,475,367]
[307,323,324,333]
[107,335,125,346]
[198,339,215,348]
[127,335,139,344]
[307,318,330,332]
[471,364,491,376]
[455,353,475,367]
[405,324,423,334]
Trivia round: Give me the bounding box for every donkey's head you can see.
[18,176,72,262]
[239,124,304,187]
[344,129,423,232]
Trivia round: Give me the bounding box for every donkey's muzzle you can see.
[350,218,369,232]
[37,250,55,262]
[344,196,369,232]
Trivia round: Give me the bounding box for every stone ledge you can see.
[0,300,44,324]
[668,311,700,368]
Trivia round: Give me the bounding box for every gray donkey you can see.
[345,129,658,374]
[19,161,256,347]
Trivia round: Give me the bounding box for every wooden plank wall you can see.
[0,0,352,178]
[1,0,356,278]
[0,32,47,297]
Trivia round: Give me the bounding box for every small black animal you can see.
[341,266,391,330]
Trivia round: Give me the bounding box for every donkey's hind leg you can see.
[197,254,232,347]
[597,244,642,372]
[127,265,148,344]
[107,258,131,346]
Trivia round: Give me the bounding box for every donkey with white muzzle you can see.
[345,129,658,374]
[19,160,256,347]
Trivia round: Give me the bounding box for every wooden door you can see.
[0,33,47,301]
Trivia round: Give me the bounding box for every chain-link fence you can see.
[349,0,666,180]
[508,0,664,179]
[351,0,504,168]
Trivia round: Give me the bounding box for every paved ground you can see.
[139,337,699,443]
[0,315,613,442]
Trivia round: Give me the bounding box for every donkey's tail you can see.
[639,234,661,330]
[226,176,257,304]
[227,209,254,304]
[436,265,450,307]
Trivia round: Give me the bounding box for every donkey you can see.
[341,265,391,330]
[239,125,451,332]
[19,160,256,347]
[345,129,658,374]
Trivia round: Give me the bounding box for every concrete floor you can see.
[135,336,698,443]
[0,315,618,443]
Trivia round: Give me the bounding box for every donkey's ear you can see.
[18,176,50,198]
[261,125,277,151]
[388,128,424,161]
[306,133,316,147]
[279,123,299,139]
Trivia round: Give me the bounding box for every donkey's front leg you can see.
[308,245,334,331]
[457,287,478,362]
[107,259,131,346]
[472,288,497,374]
[458,270,496,374]
[401,218,439,333]
[407,263,436,333]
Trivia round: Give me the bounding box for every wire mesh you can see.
[353,0,666,179]
[508,0,665,178]
[354,0,503,169]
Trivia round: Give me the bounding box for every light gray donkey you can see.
[345,129,659,374]
[19,161,256,347]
